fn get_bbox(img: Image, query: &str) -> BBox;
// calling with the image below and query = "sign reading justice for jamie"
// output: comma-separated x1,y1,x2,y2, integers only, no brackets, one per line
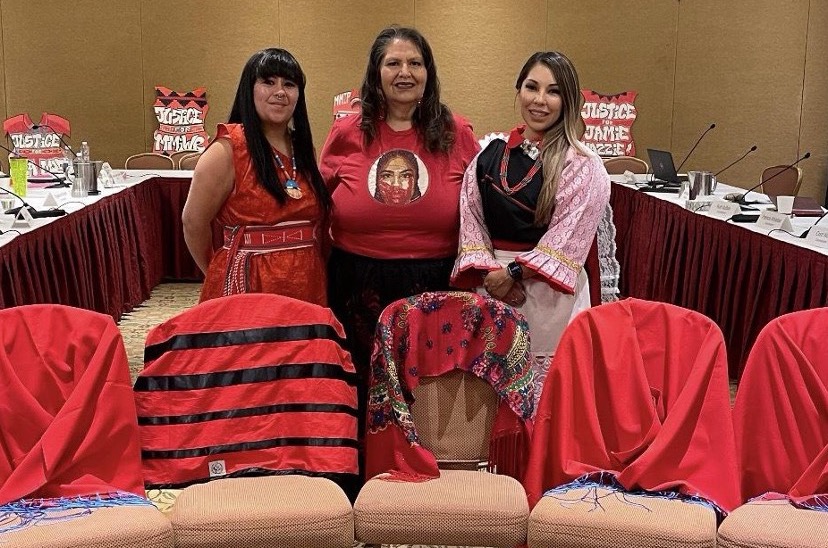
580,90,637,157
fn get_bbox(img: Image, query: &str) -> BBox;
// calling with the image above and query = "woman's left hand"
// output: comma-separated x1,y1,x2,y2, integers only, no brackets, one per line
483,268,515,300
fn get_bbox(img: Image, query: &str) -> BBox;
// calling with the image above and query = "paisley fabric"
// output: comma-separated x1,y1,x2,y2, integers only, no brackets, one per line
365,291,533,482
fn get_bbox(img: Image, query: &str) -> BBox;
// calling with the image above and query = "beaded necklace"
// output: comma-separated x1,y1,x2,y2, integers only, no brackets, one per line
499,140,542,195
273,150,302,199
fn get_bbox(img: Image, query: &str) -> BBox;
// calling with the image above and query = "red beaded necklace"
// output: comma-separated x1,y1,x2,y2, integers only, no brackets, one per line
499,140,542,195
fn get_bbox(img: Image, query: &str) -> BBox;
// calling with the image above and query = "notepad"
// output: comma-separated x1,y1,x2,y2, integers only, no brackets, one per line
769,196,825,217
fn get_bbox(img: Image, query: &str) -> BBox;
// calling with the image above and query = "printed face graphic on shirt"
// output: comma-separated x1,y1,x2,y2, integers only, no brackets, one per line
368,149,428,205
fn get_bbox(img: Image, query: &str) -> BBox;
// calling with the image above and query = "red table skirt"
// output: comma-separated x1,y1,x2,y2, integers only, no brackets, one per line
611,184,828,378
0,177,201,321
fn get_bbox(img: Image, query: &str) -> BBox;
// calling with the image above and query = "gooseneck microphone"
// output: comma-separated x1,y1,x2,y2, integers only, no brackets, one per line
724,152,811,205
799,209,828,239
676,123,716,173
31,123,77,157
715,145,758,178
0,185,67,218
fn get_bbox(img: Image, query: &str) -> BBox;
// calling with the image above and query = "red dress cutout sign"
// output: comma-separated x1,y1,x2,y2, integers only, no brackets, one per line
3,113,71,180
580,90,637,157
152,86,209,154
332,89,360,120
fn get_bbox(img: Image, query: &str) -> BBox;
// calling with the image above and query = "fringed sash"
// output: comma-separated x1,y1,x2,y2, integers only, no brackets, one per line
222,221,316,295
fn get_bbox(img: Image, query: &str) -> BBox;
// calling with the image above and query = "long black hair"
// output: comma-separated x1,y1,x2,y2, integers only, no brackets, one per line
228,48,330,211
359,26,455,154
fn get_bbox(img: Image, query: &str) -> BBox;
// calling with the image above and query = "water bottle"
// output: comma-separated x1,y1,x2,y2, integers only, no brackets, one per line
80,141,90,162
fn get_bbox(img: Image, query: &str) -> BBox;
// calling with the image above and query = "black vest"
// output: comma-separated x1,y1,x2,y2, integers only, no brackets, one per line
477,139,546,245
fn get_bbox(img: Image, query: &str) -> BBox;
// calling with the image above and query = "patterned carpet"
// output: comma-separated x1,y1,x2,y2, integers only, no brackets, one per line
118,283,202,381
117,283,486,548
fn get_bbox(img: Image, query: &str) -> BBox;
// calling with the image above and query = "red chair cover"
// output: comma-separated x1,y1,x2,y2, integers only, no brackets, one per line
134,294,358,489
365,291,534,482
0,305,144,505
524,298,740,512
734,307,828,508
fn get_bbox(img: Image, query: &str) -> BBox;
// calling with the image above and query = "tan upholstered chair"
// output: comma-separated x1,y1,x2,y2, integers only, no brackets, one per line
124,152,175,170
178,152,201,170
0,506,174,548
603,155,649,175
530,487,717,548
718,308,828,548
355,370,529,547
525,299,738,548
760,164,802,196
718,500,828,548
134,294,358,548
170,476,354,548
168,150,191,168
0,304,175,548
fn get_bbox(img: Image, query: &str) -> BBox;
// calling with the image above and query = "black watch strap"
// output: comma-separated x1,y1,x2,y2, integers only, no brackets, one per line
507,261,523,281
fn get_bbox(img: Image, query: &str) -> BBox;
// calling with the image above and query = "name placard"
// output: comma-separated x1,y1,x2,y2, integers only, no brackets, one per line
756,210,793,232
805,225,828,249
708,199,741,220
12,207,33,228
43,191,67,208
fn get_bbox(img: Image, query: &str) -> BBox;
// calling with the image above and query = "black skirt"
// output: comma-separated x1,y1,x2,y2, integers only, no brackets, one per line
327,246,456,379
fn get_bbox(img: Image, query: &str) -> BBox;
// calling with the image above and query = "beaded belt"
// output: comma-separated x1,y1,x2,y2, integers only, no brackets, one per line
222,221,317,296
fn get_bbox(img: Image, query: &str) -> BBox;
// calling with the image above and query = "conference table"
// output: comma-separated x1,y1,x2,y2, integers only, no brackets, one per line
610,175,827,377
1,170,825,379
0,171,200,321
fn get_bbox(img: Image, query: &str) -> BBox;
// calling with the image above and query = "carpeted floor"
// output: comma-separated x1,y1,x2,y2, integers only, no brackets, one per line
118,283,202,381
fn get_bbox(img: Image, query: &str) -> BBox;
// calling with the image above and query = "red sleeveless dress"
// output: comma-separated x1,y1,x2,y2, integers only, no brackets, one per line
199,123,326,306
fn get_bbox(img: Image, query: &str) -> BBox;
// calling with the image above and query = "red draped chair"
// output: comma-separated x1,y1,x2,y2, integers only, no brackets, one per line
718,308,828,548
0,304,173,547
133,293,357,548
355,291,533,547
524,298,740,548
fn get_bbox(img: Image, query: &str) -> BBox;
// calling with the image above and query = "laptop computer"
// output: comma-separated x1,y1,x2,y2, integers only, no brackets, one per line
647,149,689,186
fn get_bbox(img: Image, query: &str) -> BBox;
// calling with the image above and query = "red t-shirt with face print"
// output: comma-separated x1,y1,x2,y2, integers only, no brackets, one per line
319,113,479,260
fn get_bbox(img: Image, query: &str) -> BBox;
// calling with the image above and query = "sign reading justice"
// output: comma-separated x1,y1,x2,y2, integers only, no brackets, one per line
152,86,209,154
3,113,71,180
580,90,637,157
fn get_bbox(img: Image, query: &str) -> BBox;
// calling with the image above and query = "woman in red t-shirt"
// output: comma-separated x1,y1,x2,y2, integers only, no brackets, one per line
318,25,479,455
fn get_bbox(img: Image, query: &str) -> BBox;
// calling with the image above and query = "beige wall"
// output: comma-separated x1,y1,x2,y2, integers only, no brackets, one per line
0,0,824,201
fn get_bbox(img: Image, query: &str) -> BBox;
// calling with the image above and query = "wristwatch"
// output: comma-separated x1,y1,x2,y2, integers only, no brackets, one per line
506,261,523,281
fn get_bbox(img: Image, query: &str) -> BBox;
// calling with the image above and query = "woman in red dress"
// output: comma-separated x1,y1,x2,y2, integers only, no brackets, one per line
183,48,330,305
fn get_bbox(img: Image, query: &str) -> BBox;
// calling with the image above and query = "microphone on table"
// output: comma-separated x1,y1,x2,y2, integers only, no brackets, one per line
715,145,758,178
676,123,716,173
0,185,67,218
0,141,69,188
724,152,811,205
31,123,77,157
799,209,828,239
